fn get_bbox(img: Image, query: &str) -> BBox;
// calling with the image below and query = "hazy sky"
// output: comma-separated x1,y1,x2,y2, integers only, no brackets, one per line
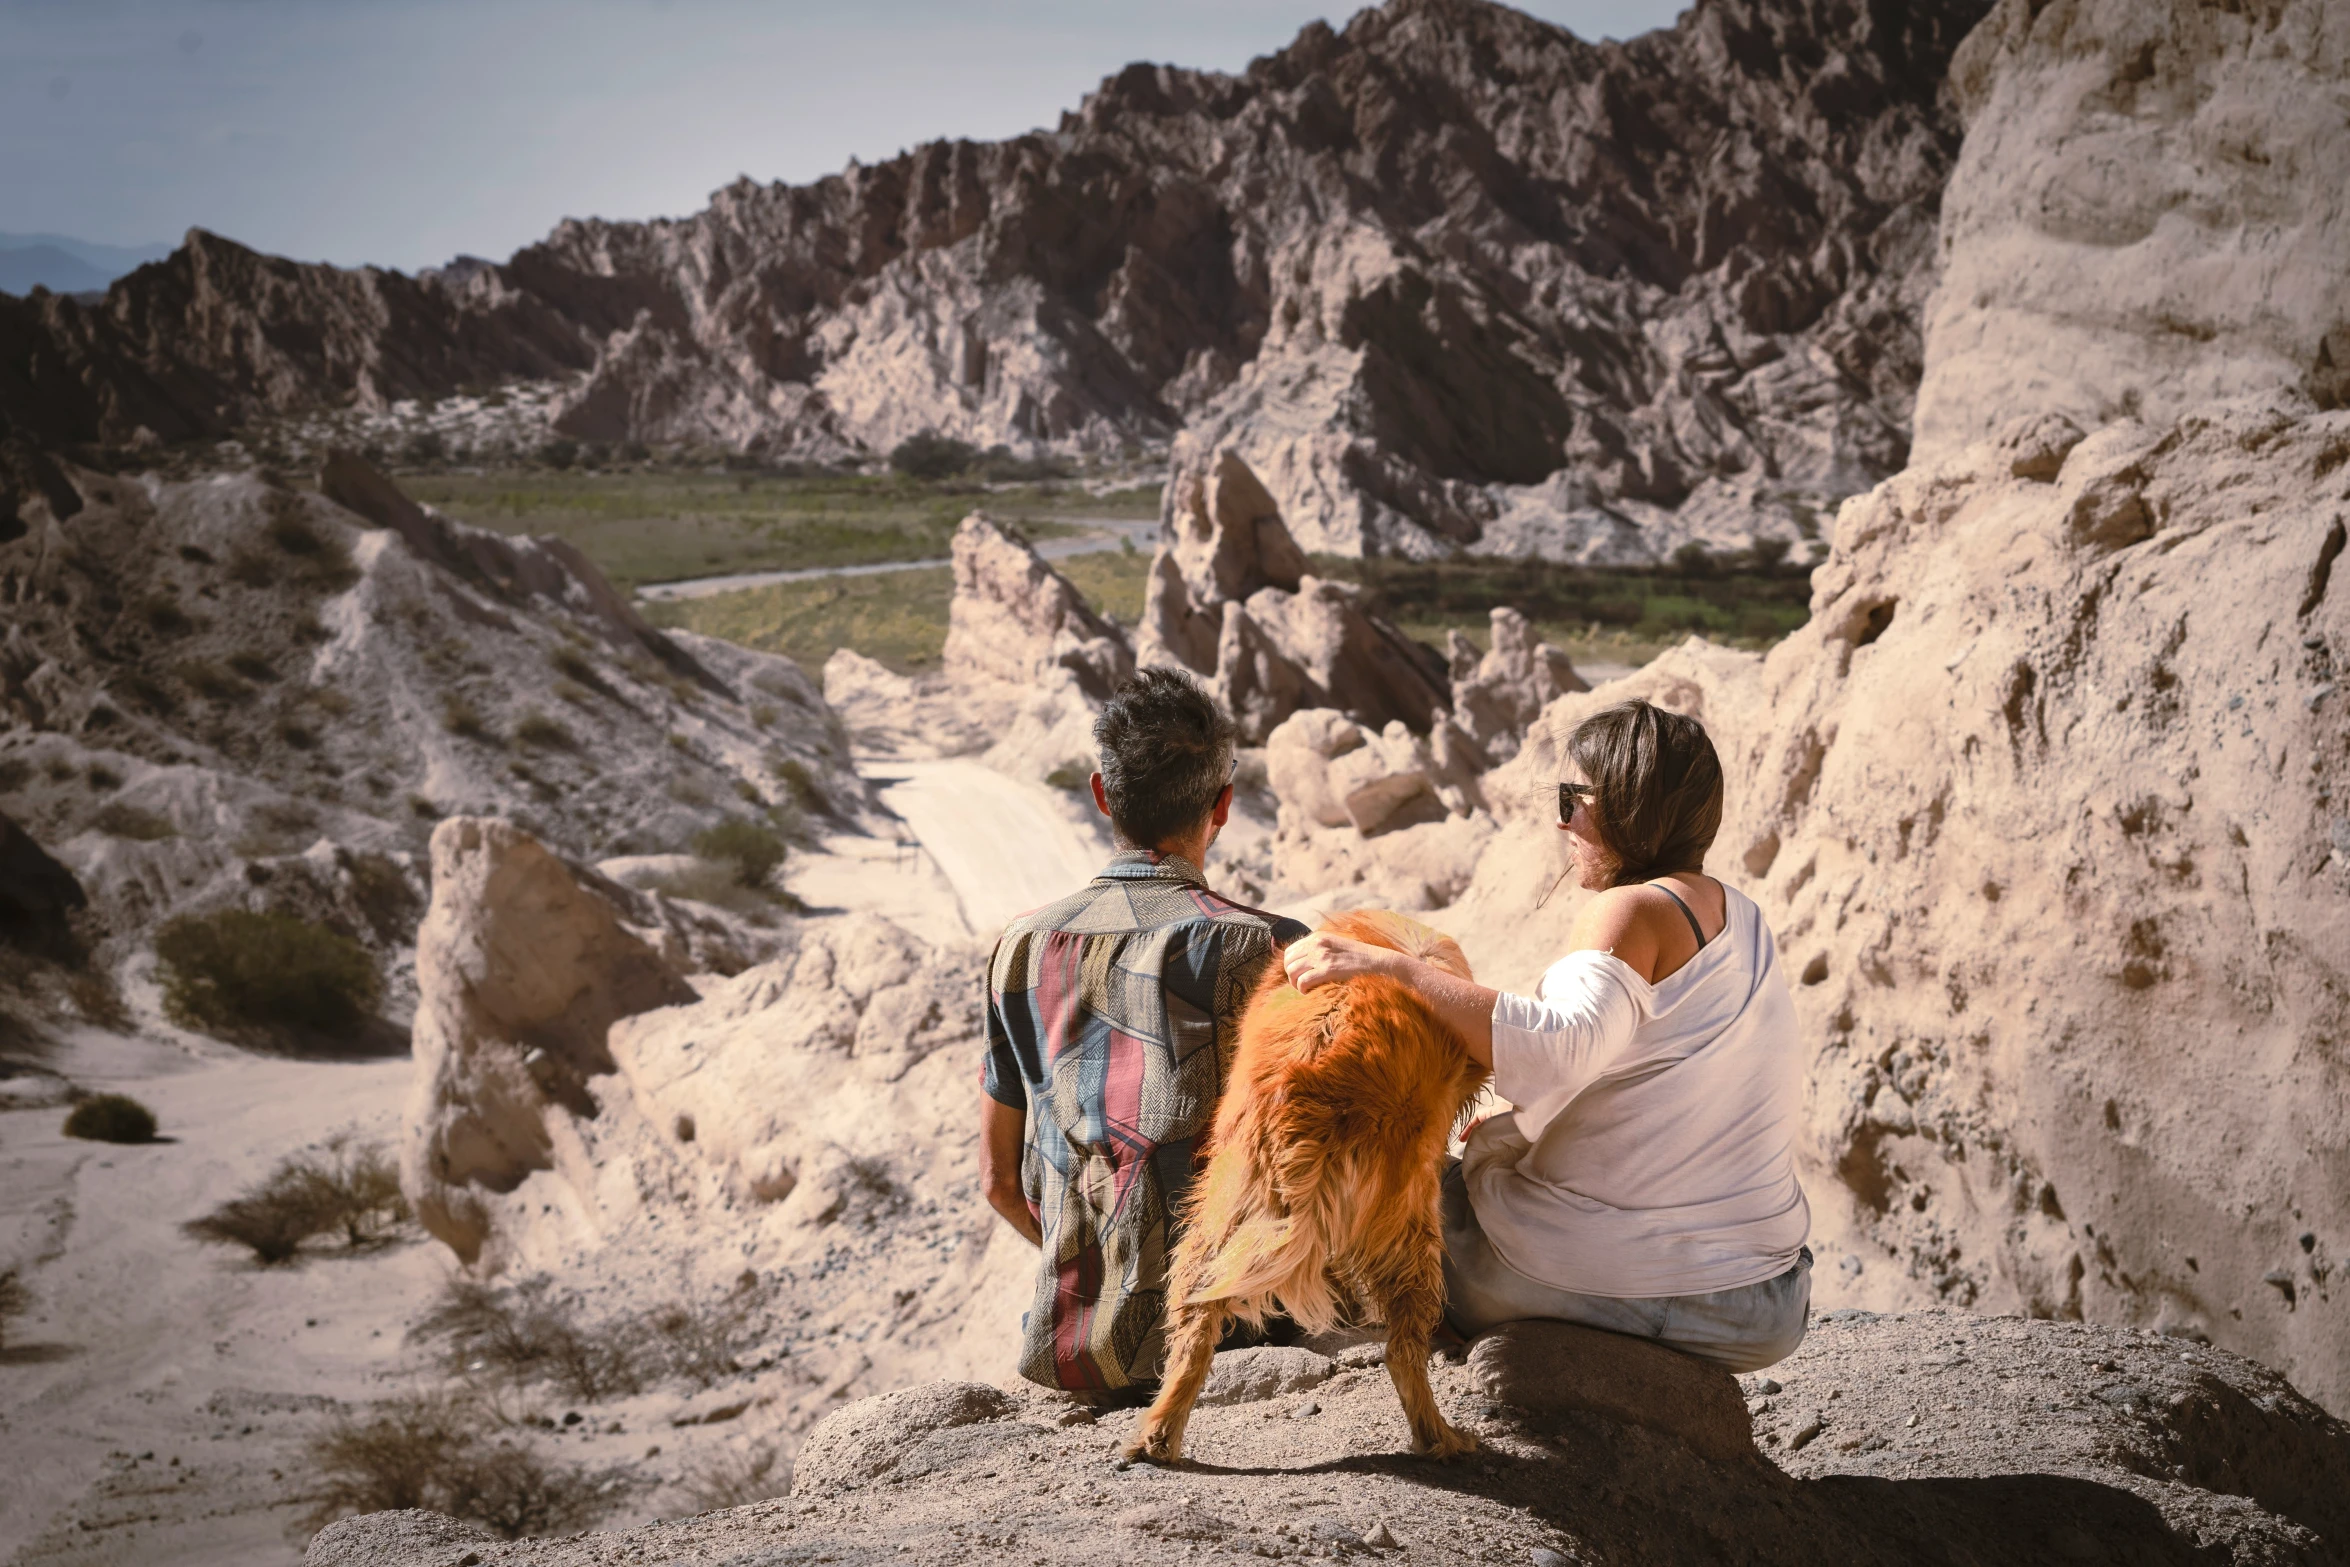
1,0,1687,274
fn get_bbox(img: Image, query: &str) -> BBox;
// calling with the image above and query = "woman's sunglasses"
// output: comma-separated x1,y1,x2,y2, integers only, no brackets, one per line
1557,782,1593,824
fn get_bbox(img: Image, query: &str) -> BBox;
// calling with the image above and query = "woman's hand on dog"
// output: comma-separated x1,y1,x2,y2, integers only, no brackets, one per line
1284,931,1395,992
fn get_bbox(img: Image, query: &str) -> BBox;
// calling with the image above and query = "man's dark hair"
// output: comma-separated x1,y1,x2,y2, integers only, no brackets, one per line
1094,669,1236,851
1567,699,1723,886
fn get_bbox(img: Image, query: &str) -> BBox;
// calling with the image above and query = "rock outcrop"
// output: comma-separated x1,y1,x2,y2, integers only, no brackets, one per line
309,1307,2350,1564
1912,0,2350,460
1434,398,2350,1410
942,515,1132,701
2,0,1995,561
0,811,85,961
1447,607,1589,763
1140,450,1452,740
401,816,700,1263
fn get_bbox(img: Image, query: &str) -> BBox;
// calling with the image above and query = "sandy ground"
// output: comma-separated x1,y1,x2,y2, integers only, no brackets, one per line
0,755,1107,1567
0,1028,435,1567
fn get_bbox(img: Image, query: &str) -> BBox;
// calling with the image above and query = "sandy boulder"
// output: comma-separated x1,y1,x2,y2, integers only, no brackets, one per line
400,816,698,1264
1913,0,2350,460
1466,1320,1753,1464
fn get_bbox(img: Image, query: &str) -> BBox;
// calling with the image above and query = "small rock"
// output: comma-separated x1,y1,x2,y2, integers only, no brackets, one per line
1747,1377,1782,1396
1904,1413,1918,1428
1857,1434,1890,1453
1290,1400,1321,1420
2307,682,2336,710
1364,1521,1398,1548
1788,1416,1825,1452
1532,1550,1576,1567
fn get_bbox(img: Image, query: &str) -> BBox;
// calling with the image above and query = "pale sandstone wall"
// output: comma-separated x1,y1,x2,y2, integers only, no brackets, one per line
1913,0,2350,459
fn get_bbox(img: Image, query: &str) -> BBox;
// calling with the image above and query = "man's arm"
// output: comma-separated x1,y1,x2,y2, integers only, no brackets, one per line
980,1093,1042,1247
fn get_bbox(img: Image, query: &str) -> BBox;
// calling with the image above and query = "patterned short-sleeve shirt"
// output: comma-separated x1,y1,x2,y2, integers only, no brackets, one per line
983,849,1303,1391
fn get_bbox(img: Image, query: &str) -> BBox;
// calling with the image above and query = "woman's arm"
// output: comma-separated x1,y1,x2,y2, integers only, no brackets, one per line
1281,887,1666,1070
1285,935,1500,1065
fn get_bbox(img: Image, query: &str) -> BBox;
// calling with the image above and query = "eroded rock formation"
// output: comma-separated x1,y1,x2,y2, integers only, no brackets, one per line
1,0,1996,561
1441,399,2350,1409
1140,450,1452,740
942,515,1132,701
1912,0,2350,459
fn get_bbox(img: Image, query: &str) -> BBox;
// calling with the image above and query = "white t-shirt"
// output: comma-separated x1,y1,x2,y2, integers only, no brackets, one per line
1460,884,1810,1299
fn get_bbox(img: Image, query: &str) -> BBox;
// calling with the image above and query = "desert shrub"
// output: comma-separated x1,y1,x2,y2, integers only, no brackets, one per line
514,712,575,751
66,969,131,1029
402,429,447,464
408,794,441,820
306,1391,629,1540
184,1136,409,1263
266,508,328,556
278,719,320,751
142,595,193,636
644,1280,766,1389
691,819,787,889
549,646,599,687
183,1180,333,1264
310,686,353,717
1044,762,1090,793
82,763,121,791
553,680,593,708
0,1267,27,1350
93,801,176,841
539,438,579,470
1669,541,1720,578
118,672,179,717
292,1135,412,1245
414,1278,645,1401
675,1444,784,1513
748,702,779,728
887,430,977,480
1748,534,1794,571
343,852,421,942
62,1092,156,1144
176,659,252,704
155,909,382,1036
767,754,824,814
227,651,279,683
442,694,491,741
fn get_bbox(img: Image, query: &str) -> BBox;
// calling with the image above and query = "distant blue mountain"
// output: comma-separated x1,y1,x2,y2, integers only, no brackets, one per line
0,232,173,295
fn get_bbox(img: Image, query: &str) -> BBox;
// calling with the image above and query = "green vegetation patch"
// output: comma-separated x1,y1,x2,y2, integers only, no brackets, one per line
1315,551,1814,670
156,909,382,1037
397,467,1158,588
648,545,1155,674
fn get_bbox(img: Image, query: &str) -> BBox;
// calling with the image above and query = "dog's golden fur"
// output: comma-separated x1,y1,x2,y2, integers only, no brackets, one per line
1125,910,1491,1463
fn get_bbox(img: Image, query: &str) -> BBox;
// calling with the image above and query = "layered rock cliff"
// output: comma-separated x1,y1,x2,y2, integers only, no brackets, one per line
0,0,1994,562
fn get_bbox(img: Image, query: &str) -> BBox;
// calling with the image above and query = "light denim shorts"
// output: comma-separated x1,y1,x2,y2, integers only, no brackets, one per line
1439,1160,1811,1373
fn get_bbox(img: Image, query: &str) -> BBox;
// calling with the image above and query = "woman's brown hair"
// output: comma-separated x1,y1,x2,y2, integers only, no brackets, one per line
1566,700,1724,886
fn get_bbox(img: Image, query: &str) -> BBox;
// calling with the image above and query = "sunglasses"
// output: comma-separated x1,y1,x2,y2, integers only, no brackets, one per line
1557,782,1593,824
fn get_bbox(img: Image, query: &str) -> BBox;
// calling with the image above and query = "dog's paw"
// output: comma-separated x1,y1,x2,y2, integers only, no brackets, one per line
1122,1430,1186,1466
1416,1422,1480,1461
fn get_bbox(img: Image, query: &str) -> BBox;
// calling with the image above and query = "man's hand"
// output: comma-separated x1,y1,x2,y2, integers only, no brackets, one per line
1282,931,1396,993
980,1094,1042,1247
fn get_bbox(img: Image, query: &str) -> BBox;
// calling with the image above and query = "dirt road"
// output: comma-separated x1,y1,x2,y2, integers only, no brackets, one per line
866,760,1108,944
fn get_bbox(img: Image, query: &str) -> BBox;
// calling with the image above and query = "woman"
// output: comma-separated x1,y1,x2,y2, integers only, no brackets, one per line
1283,699,1811,1371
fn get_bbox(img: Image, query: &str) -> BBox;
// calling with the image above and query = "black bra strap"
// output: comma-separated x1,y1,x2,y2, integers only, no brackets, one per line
1651,882,1710,950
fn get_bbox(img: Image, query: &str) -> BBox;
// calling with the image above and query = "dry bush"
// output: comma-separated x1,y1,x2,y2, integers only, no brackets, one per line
341,852,421,943
643,1278,767,1389
305,1391,630,1540
674,1444,784,1514
291,1135,411,1245
156,909,381,1037
65,969,132,1030
691,819,787,889
184,1182,332,1264
514,712,575,751
62,1093,157,1144
0,1267,28,1351
414,1278,645,1401
93,801,177,841
184,1136,410,1263
442,694,492,741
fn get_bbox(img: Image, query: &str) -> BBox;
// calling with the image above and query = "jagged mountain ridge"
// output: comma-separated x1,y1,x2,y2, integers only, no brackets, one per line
0,0,1991,560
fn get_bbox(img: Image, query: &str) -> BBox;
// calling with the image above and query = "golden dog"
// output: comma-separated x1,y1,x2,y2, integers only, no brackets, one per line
1125,910,1490,1463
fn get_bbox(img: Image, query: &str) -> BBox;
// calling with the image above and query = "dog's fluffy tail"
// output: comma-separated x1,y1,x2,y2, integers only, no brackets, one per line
1181,1150,1353,1335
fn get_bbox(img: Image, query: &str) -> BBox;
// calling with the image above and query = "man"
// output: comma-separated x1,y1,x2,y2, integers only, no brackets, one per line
979,669,1306,1393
